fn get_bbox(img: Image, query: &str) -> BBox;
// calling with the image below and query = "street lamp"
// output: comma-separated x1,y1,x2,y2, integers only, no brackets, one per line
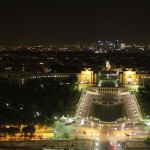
91,122,94,131
95,133,100,149
91,122,94,150
54,130,57,139
75,130,78,150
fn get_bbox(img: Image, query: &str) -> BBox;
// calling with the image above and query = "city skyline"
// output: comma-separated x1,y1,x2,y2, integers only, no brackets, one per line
0,0,150,45
0,1,150,149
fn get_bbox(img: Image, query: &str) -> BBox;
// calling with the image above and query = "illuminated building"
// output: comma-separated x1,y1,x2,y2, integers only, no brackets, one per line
105,60,111,71
119,69,137,85
77,68,96,84
119,68,150,85
0,67,150,87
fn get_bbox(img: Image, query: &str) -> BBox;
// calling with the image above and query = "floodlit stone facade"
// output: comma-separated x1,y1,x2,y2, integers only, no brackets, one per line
0,68,150,87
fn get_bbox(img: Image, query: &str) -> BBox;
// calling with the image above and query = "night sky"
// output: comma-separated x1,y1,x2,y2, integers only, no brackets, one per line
0,0,150,45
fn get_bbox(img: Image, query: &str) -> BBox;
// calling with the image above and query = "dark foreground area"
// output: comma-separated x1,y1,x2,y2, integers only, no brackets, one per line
0,140,91,150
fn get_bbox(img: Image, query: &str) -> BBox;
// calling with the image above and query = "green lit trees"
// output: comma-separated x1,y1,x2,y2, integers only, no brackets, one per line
144,137,150,148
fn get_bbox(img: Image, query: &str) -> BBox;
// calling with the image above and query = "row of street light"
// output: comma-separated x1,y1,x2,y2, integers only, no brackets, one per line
129,94,139,120
78,93,87,121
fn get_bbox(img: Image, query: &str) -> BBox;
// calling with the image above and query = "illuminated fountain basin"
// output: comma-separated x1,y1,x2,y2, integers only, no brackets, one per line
89,94,125,122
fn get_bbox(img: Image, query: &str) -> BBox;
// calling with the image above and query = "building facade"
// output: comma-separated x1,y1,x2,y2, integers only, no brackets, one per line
76,68,97,84
0,68,150,88
119,68,150,85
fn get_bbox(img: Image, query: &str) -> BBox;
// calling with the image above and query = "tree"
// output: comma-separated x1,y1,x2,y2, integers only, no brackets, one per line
57,99,64,111
144,137,150,148
22,126,35,139
144,82,149,90
0,127,4,138
7,127,20,139
63,133,69,139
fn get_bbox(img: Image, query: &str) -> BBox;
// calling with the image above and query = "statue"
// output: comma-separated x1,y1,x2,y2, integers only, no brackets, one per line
106,60,111,71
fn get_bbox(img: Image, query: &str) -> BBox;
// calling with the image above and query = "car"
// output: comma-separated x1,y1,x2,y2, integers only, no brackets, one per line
65,123,71,125
65,120,76,125
125,133,130,136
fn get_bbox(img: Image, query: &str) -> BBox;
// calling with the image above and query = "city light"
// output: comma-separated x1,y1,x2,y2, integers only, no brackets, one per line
0,1,150,150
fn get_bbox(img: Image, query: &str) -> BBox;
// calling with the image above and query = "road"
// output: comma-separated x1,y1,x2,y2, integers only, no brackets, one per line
1,88,149,150
67,122,149,149
71,89,150,149
20,89,149,149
